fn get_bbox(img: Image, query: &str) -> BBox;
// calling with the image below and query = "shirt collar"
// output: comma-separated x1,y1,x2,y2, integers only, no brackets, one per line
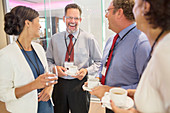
118,23,136,40
66,29,80,39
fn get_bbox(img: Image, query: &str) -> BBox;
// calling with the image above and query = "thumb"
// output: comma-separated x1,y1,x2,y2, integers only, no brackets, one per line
110,100,116,111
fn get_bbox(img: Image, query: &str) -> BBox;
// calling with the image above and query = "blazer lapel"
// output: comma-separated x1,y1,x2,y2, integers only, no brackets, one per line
13,42,35,79
31,43,46,69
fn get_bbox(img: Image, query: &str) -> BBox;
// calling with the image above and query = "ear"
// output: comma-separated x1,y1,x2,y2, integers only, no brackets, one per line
25,20,30,27
79,17,82,23
63,16,66,23
116,8,124,19
142,1,150,15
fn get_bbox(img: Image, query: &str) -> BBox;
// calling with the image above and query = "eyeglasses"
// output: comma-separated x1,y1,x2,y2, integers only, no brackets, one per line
105,8,114,14
65,16,80,21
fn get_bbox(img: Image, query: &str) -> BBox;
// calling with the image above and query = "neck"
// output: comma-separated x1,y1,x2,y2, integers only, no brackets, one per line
117,21,134,33
17,36,32,51
145,28,169,47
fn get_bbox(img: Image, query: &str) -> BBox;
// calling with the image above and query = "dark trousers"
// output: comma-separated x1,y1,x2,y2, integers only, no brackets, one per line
52,76,90,113
106,108,114,113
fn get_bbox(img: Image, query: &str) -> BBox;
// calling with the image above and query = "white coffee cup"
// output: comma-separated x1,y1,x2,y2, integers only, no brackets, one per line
46,66,58,83
65,62,74,69
88,78,100,89
68,65,78,75
47,76,58,83
109,88,127,107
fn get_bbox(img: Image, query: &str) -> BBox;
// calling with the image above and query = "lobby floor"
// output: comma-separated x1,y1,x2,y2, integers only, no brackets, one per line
89,96,105,113
89,102,105,113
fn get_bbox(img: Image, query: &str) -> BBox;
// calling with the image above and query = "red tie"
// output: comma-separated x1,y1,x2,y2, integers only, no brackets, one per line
65,34,74,62
101,34,119,85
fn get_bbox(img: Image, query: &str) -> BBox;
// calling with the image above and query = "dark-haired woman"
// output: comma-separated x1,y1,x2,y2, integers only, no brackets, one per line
0,6,57,113
110,0,170,112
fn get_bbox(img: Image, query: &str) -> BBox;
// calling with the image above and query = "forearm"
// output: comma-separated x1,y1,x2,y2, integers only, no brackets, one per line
15,81,37,99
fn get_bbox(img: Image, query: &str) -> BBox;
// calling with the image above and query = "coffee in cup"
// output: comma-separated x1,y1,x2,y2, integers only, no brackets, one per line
109,88,127,107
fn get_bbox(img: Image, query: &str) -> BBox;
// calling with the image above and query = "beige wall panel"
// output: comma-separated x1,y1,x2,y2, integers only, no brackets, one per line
0,0,7,49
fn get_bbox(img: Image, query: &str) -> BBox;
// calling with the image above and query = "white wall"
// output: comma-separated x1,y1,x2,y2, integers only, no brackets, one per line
74,0,114,51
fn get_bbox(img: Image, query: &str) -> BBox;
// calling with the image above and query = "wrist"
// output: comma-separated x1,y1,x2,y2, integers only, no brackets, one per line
30,81,38,91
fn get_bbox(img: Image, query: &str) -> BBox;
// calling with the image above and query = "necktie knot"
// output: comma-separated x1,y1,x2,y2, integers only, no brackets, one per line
68,34,73,40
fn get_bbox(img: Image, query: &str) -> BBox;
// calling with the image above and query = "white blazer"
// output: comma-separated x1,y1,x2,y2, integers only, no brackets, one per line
0,42,48,113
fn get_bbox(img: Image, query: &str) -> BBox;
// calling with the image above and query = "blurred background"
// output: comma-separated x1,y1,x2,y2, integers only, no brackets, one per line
1,0,115,52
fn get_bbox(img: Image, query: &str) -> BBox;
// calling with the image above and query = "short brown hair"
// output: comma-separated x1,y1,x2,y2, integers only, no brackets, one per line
112,0,135,21
64,3,82,17
144,0,170,30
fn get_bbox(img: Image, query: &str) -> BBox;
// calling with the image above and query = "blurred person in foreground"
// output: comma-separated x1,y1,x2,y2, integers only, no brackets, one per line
0,6,57,113
111,0,170,112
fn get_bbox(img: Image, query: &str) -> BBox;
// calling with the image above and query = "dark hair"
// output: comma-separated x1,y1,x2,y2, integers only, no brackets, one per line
64,3,82,16
4,6,39,35
112,0,135,21
144,0,170,30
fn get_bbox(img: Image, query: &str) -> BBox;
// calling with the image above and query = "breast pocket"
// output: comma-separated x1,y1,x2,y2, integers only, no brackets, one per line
75,48,89,63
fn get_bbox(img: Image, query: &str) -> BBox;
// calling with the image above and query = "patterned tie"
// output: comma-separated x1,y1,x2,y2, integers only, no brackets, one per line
101,34,119,85
65,34,74,62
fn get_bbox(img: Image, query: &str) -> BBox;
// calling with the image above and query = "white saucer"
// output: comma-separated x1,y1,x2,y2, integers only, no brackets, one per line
82,84,93,91
82,83,102,92
65,70,77,76
101,92,134,110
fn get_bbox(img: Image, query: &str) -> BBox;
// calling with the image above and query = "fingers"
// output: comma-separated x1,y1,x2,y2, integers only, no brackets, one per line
89,86,99,96
41,73,58,82
110,100,136,113
39,94,49,102
38,90,50,102
71,70,85,80
84,82,88,87
71,75,84,80
110,100,117,112
57,66,67,77
127,89,136,95
110,100,124,113
127,89,136,100
59,66,67,71
78,68,87,75
36,74,58,88
73,68,87,80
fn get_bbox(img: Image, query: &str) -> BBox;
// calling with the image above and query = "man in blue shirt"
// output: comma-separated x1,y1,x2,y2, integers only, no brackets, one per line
90,0,151,113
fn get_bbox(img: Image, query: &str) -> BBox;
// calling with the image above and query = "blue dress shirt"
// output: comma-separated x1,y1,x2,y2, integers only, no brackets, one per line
97,23,151,89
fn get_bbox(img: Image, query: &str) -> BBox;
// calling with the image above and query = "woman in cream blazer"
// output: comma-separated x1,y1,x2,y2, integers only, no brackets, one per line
0,42,47,113
0,6,57,113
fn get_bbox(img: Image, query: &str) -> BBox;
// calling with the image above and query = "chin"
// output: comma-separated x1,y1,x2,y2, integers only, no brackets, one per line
67,28,77,34
35,35,40,38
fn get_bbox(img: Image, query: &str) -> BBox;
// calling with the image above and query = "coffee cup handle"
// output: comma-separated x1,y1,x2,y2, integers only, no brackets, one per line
104,92,110,96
